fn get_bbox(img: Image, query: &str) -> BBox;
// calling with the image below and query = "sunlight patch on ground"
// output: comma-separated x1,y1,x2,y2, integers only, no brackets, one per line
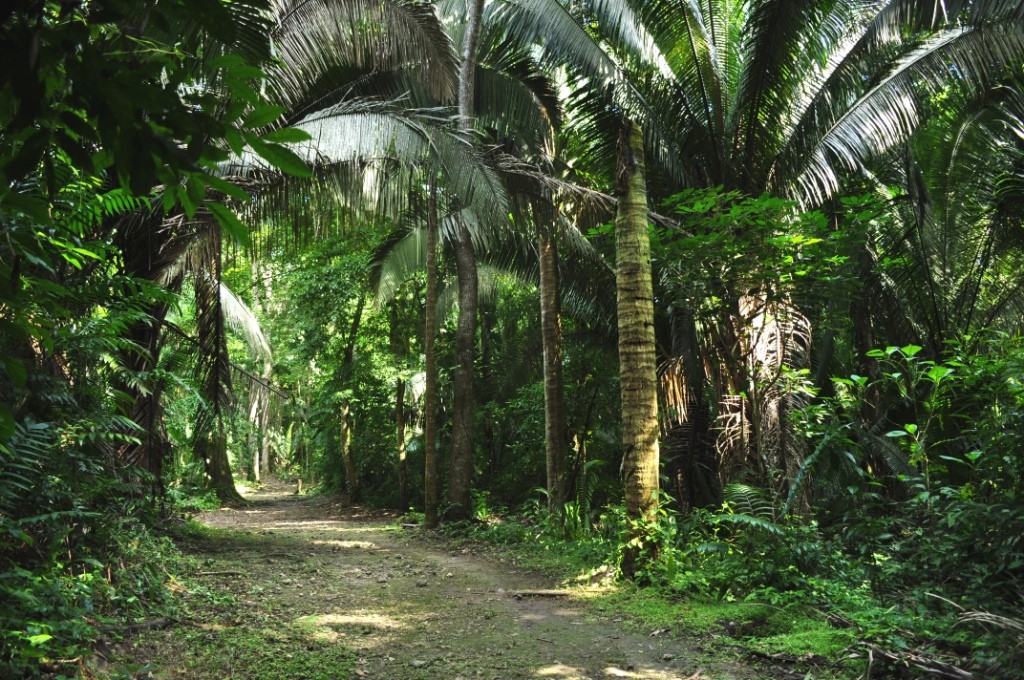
536,662,695,679
261,521,398,534
293,611,412,646
602,666,689,679
311,539,379,550
536,663,585,677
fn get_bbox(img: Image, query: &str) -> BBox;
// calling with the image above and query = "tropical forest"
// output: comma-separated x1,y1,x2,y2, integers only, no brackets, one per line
2,0,1024,678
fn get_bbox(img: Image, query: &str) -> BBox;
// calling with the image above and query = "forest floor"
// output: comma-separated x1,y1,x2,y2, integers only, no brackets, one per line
107,481,783,679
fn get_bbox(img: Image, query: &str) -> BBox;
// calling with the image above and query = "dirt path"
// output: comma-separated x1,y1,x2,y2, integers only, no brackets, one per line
119,482,753,679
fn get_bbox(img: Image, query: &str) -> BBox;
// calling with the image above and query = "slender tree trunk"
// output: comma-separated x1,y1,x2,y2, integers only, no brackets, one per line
390,301,408,511
248,386,261,483
615,120,660,579
851,237,880,422
424,182,441,529
538,222,568,515
480,301,499,492
396,378,408,511
340,296,365,502
340,400,358,501
446,0,487,521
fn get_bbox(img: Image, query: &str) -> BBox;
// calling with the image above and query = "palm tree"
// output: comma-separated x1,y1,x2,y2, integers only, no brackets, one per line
489,0,1024,518
614,119,661,575
870,82,1024,356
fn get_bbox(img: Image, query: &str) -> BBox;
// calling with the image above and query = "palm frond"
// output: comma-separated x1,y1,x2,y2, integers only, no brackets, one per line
786,18,1024,204
219,281,272,370
270,0,457,107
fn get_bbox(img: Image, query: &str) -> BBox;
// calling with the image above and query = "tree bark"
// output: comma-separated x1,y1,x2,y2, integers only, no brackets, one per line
340,296,365,502
615,119,660,579
538,222,568,515
340,399,357,501
424,181,441,529
396,378,408,511
201,429,243,504
390,300,408,511
445,0,487,521
447,223,477,520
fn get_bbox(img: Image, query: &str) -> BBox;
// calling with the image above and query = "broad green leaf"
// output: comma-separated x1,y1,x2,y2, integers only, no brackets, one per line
261,127,312,144
245,135,312,178
203,174,250,202
28,634,52,647
242,105,286,129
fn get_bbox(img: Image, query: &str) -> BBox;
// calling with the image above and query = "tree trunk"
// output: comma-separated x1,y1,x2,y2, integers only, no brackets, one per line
340,399,358,501
396,378,408,511
615,119,660,579
445,0,487,522
201,428,243,504
538,223,568,515
448,223,477,521
340,296,365,502
424,181,441,529
248,385,262,483
390,301,409,511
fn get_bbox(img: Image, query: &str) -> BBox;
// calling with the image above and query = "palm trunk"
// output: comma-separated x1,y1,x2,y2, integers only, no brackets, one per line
538,223,568,515
615,119,660,578
424,181,441,529
446,0,487,522
448,224,477,520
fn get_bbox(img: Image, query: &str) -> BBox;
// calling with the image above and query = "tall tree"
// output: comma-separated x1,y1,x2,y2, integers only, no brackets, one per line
447,0,488,521
614,120,661,577
424,182,442,528
538,210,569,514
493,0,1024,506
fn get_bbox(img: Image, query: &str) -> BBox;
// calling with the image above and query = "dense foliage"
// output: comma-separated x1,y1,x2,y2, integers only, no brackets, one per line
2,0,1023,677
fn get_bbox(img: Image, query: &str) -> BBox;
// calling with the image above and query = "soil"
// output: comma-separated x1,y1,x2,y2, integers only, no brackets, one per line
114,480,757,679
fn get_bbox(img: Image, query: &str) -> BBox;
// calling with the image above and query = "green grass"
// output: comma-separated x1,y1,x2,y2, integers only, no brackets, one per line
154,624,356,679
437,516,861,677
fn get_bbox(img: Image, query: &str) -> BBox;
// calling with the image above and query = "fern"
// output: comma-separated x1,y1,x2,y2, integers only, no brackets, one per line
722,483,776,520
0,420,52,517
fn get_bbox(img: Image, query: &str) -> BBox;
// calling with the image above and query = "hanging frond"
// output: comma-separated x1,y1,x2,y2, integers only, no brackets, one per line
786,18,1024,204
220,281,272,370
270,0,457,107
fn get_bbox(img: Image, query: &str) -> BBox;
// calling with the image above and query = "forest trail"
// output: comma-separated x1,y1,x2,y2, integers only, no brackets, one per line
118,480,754,680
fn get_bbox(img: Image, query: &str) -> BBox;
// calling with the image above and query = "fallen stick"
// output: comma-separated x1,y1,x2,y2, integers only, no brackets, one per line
195,570,243,577
511,589,570,598
101,618,175,634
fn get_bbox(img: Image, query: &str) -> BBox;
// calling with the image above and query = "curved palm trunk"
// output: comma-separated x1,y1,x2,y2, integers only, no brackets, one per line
446,0,487,521
538,223,568,515
424,182,441,529
615,120,660,578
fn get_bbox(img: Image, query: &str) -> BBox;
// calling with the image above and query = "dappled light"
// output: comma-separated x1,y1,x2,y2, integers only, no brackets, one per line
4,0,1024,677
